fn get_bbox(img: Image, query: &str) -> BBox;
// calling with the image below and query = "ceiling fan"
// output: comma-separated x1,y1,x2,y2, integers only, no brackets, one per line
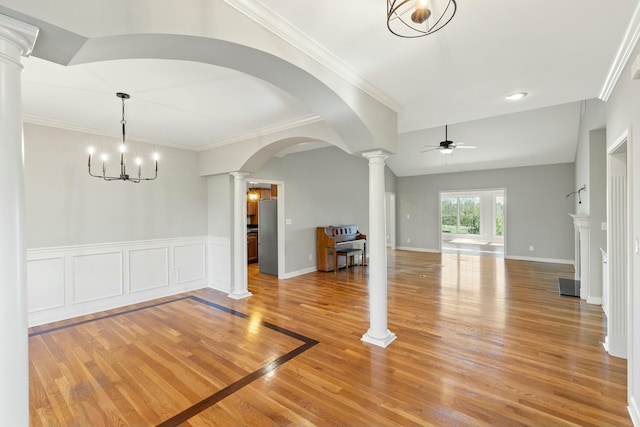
421,125,476,154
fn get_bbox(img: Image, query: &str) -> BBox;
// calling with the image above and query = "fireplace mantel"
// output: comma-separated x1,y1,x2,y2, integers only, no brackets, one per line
569,213,590,300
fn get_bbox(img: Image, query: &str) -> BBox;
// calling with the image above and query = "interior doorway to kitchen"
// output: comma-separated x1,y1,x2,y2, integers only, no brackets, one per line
246,179,285,280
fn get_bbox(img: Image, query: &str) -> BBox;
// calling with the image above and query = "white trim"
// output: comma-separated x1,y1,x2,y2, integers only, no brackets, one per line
242,178,286,280
395,246,440,253
587,296,603,305
0,14,39,56
27,236,210,327
628,396,640,427
361,331,397,348
505,255,574,265
599,2,640,101
197,115,322,151
24,114,324,153
281,266,317,279
221,0,402,113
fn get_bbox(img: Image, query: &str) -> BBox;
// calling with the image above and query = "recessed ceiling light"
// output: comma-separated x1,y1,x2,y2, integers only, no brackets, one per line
505,92,528,101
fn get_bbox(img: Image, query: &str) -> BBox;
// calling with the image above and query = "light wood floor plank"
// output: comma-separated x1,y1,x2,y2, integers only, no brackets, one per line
29,250,630,426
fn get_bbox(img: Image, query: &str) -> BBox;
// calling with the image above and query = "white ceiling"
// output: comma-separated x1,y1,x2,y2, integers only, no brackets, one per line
15,0,640,176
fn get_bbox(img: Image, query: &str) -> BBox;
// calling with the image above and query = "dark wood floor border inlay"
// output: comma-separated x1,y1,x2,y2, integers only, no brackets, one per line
28,296,193,337
28,295,319,426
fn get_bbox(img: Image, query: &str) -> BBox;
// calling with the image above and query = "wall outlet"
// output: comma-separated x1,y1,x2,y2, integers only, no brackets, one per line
406,214,411,219
308,253,313,261
529,245,534,252
171,268,179,284
285,218,292,225
407,238,411,243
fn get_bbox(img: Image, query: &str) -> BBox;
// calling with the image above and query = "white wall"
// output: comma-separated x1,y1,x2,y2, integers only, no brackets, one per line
206,174,232,292
24,123,211,324
24,123,208,248
250,146,371,274
605,43,640,425
397,163,576,262
573,100,607,303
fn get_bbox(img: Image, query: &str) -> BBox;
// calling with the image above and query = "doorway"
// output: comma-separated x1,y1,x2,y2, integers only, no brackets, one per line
439,189,506,257
245,179,285,280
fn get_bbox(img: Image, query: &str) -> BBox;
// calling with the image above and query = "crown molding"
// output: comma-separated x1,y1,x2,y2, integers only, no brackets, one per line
195,114,323,151
599,1,640,101
23,113,324,152
221,0,403,113
23,115,198,151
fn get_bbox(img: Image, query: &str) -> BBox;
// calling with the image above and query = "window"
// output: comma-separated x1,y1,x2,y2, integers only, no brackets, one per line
495,195,504,237
441,196,480,235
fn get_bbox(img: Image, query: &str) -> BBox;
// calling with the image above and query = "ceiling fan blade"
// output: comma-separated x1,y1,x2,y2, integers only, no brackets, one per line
455,145,476,149
420,147,441,153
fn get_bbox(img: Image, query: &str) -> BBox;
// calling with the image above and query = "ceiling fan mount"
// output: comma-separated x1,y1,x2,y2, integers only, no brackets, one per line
421,125,476,154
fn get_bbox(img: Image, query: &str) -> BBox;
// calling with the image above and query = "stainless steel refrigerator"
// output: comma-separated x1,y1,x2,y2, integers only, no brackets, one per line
258,199,278,275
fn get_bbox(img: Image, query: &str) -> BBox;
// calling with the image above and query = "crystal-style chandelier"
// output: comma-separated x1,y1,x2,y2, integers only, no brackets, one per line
87,92,158,182
387,0,457,38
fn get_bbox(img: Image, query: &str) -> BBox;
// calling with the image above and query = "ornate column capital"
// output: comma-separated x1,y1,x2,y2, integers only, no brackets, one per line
0,14,39,57
362,150,392,162
230,171,250,179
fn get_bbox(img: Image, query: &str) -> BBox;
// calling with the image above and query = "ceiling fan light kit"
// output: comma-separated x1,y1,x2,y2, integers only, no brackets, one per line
421,125,476,154
505,91,528,101
387,0,457,38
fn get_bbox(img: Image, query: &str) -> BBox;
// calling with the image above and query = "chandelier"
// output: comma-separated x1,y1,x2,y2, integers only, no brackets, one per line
387,0,457,38
247,183,259,201
87,92,158,182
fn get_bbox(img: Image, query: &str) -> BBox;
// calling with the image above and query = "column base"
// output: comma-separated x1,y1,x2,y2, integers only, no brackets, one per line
361,330,397,348
228,291,253,300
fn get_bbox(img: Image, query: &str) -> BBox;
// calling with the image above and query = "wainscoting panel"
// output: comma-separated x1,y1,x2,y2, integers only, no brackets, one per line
174,243,206,284
27,257,65,313
208,236,230,292
129,247,169,293
73,252,124,304
27,236,210,327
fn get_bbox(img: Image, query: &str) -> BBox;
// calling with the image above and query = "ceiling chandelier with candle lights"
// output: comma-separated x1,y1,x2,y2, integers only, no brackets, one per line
387,0,457,38
87,92,158,183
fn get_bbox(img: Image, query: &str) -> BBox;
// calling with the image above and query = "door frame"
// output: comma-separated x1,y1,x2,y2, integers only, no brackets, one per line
245,178,285,280
605,128,632,361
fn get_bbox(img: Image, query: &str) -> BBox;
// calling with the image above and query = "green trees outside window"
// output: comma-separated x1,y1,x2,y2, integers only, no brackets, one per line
495,196,504,236
441,196,480,234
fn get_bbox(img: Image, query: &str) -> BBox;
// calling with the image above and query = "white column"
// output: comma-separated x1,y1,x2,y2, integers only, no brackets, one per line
0,14,38,427
229,172,252,299
361,150,396,347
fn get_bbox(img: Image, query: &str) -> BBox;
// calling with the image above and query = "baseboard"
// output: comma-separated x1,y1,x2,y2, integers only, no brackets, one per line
395,248,574,265
587,296,603,305
28,281,208,327
505,255,574,265
629,395,640,427
27,236,210,327
281,266,317,279
209,278,230,293
395,246,440,253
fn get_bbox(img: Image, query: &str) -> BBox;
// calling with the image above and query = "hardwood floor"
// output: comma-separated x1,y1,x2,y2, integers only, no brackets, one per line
29,250,630,426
